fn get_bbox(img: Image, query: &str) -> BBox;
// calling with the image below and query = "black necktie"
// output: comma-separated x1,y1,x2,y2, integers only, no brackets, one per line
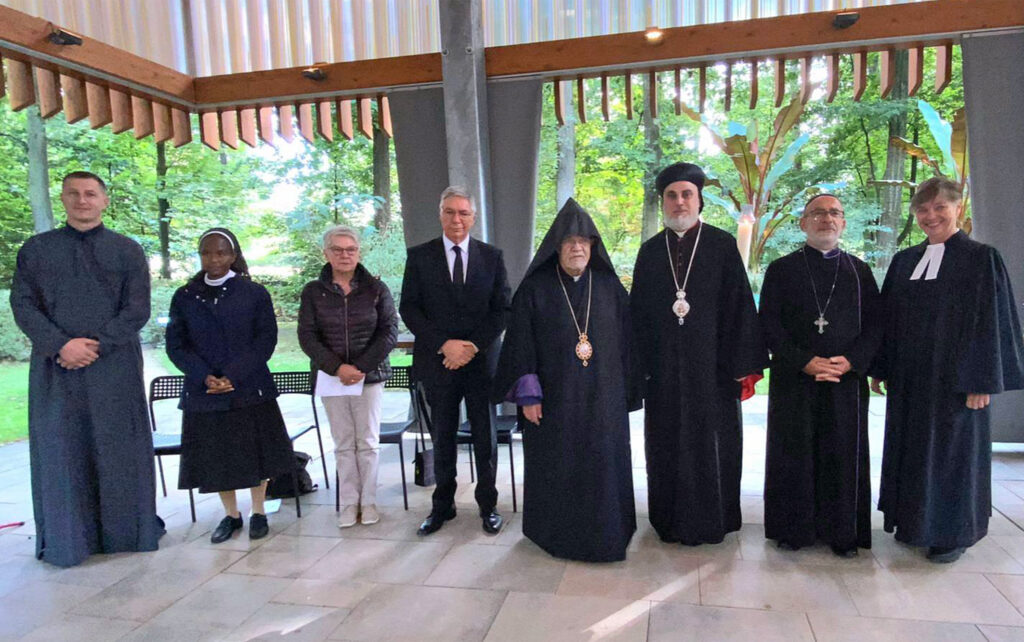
452,245,464,288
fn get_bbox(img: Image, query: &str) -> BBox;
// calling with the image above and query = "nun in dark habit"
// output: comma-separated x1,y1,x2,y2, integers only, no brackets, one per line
494,199,637,562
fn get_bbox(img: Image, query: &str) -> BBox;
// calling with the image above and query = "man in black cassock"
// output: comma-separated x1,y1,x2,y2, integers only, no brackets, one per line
494,199,637,562
10,171,163,567
630,162,767,546
760,194,882,557
872,177,1024,563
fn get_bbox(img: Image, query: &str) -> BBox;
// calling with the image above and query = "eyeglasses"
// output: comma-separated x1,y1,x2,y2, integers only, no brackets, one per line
327,246,359,256
806,208,845,220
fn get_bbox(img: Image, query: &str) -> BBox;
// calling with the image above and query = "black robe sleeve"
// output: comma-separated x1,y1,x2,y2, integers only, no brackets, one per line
492,279,539,403
352,282,400,374
759,259,814,374
720,241,768,379
629,244,654,400
468,248,511,351
10,244,72,357
96,241,151,348
222,285,278,384
869,257,902,382
843,260,884,375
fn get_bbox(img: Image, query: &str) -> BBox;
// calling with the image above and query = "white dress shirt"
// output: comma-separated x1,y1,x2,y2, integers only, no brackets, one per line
442,235,471,281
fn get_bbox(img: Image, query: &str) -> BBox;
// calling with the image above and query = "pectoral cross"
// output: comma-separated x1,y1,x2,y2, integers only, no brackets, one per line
814,314,829,335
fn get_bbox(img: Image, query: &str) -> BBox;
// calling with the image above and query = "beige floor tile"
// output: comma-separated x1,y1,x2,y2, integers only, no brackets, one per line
807,613,987,641
272,578,378,609
45,550,158,589
558,549,702,603
871,536,1024,574
841,567,1024,625
283,504,349,538
424,541,567,592
224,602,350,641
978,624,1024,641
740,497,764,524
147,573,294,632
17,614,140,642
0,580,104,639
738,525,880,569
647,602,815,642
483,591,649,642
990,511,1024,536
117,621,226,642
993,536,1024,566
700,558,859,614
225,534,340,578
301,538,449,585
328,584,505,641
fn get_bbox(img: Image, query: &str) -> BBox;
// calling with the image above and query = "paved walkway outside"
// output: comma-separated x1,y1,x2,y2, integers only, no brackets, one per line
3,392,1024,641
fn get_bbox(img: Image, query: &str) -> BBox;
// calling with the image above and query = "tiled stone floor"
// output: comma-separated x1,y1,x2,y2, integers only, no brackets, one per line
3,392,1024,641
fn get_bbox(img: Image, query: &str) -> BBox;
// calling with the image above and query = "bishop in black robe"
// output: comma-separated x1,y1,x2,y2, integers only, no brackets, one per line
873,179,1024,560
631,163,767,545
759,195,882,555
494,198,637,562
9,173,162,567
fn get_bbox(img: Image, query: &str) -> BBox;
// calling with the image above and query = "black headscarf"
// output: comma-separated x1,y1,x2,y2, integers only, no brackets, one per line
524,198,615,279
655,162,707,212
197,227,251,279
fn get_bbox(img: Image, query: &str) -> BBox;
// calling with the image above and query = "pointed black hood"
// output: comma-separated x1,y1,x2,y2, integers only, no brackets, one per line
524,198,616,279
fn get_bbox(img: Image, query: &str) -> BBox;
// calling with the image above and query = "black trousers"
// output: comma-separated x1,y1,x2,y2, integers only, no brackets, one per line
424,369,498,514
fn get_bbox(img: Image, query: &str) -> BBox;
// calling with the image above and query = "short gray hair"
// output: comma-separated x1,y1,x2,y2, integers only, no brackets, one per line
439,185,476,212
322,225,360,249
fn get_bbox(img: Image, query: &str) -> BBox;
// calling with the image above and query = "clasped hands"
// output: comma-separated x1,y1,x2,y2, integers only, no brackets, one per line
802,355,852,383
336,363,365,386
56,338,99,370
441,339,477,370
205,374,235,394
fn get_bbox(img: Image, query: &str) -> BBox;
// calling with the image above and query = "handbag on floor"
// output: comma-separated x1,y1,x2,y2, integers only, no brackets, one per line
413,385,436,487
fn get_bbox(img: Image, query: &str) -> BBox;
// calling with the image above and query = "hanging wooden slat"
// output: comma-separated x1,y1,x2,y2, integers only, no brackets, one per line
171,108,192,147
576,76,586,124
257,106,275,146
85,82,112,129
336,99,354,141
647,70,658,120
108,89,132,133
238,107,257,147
357,98,373,139
853,51,868,102
34,66,62,118
723,63,733,112
7,59,35,111
600,73,610,121
674,68,682,116
278,105,295,143
153,102,173,143
879,50,896,99
774,58,785,107
935,43,953,94
624,73,633,120
799,56,812,104
907,46,924,97
377,96,392,138
553,79,565,126
826,54,840,103
297,102,315,143
316,101,334,142
131,95,154,138
220,110,239,149
0,53,5,100
749,60,759,110
698,65,707,113
61,75,88,124
200,111,220,151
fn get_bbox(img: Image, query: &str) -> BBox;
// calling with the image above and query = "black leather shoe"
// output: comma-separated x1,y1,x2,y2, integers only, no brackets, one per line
417,507,456,536
249,513,269,540
210,515,243,544
927,546,966,563
481,511,503,535
831,544,858,558
776,540,801,551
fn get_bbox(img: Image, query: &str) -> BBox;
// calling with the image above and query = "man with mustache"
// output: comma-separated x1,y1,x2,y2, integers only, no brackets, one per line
630,162,767,546
759,194,883,557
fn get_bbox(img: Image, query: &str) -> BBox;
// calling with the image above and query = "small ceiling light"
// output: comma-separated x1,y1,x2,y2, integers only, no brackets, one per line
302,66,326,81
644,26,664,44
47,26,83,46
832,12,860,29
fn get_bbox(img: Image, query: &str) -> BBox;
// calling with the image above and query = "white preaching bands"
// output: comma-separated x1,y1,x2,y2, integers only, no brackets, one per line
909,243,945,281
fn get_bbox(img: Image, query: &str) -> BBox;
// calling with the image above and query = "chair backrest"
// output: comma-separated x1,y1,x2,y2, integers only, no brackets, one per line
272,371,314,396
148,375,185,432
384,365,412,391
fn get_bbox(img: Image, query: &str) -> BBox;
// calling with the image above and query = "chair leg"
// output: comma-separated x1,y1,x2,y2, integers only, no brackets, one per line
292,470,302,518
157,455,167,497
398,439,409,511
188,488,196,523
468,444,475,483
335,471,340,513
508,439,517,513
315,426,330,489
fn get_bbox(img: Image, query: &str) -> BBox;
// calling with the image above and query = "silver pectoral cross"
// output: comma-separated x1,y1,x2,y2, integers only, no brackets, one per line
814,314,829,335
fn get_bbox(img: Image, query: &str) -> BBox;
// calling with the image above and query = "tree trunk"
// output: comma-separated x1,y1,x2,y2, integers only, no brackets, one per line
555,119,575,210
26,105,54,233
877,50,909,268
372,126,391,231
641,75,663,241
157,141,171,279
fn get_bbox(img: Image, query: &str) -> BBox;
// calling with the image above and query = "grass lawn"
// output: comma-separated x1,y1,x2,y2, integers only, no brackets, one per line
0,360,29,445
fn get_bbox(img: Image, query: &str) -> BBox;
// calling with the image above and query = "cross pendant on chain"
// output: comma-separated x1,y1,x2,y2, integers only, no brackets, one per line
814,315,829,334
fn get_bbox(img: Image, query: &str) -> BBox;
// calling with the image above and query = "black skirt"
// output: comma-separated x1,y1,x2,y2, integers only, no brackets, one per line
177,400,295,493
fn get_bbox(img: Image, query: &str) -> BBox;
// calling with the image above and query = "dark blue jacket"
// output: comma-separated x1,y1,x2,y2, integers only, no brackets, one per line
165,274,278,412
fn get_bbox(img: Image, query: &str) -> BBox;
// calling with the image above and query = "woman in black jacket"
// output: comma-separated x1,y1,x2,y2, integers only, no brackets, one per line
298,225,398,528
166,228,294,543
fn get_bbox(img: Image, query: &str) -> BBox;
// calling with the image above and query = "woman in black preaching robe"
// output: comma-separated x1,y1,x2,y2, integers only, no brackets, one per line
494,198,637,562
873,178,1024,563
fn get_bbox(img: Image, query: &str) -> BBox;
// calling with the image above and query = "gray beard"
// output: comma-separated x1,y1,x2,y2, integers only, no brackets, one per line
664,214,699,233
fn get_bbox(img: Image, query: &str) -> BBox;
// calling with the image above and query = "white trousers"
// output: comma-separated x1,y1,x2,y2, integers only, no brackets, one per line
322,383,383,507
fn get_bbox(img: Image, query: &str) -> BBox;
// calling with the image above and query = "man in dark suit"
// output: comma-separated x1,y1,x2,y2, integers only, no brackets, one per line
400,186,511,535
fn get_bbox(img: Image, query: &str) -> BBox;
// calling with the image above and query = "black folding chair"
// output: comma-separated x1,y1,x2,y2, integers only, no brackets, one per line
270,371,330,491
334,365,416,511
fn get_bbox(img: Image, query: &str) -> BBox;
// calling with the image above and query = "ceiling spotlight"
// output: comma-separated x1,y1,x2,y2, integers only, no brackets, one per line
832,12,859,29
47,26,83,46
644,26,664,44
302,66,326,81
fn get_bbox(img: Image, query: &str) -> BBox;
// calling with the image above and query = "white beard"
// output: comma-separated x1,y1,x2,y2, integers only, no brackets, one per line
664,213,700,234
